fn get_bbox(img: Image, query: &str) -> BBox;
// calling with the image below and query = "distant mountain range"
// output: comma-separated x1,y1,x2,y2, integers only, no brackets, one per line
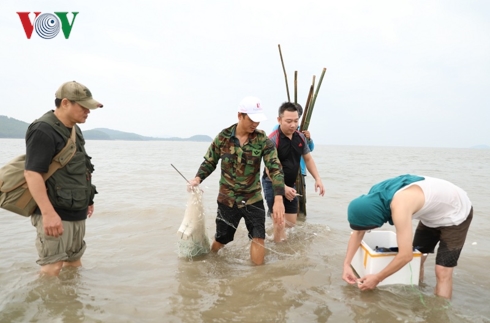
0,115,212,142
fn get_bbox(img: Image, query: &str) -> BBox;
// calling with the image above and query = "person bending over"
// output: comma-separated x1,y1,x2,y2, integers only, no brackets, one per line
342,174,473,299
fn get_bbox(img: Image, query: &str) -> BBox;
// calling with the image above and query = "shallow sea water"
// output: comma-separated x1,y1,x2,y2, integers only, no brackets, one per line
1,139,489,322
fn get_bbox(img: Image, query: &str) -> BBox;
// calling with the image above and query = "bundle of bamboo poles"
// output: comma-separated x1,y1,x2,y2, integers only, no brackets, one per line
277,44,327,216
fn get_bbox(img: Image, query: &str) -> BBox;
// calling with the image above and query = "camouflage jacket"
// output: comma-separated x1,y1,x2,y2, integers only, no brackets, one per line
196,124,285,208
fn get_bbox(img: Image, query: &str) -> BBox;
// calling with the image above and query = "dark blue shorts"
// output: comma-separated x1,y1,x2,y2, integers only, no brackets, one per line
261,175,298,215
261,175,274,215
215,201,265,244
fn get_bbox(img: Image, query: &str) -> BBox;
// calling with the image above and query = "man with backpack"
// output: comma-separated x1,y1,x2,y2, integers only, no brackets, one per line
262,102,325,242
24,81,102,276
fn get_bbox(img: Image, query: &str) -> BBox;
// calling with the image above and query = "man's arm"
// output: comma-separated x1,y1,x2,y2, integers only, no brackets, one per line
303,153,325,196
24,125,65,237
358,214,413,290
308,138,314,152
342,230,366,284
357,187,424,290
301,130,314,152
262,138,285,221
24,170,63,237
189,157,216,187
189,136,221,187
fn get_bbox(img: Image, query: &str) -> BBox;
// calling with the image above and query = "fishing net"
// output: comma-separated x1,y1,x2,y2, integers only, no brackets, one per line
177,187,211,258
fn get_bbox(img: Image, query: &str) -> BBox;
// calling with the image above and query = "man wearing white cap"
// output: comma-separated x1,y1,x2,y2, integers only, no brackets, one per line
24,81,102,276
188,96,285,265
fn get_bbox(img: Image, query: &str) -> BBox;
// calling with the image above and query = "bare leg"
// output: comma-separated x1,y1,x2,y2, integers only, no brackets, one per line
211,240,224,252
285,213,297,228
434,265,453,299
63,259,82,268
250,238,265,265
273,221,286,243
273,213,297,243
419,254,428,283
40,261,63,276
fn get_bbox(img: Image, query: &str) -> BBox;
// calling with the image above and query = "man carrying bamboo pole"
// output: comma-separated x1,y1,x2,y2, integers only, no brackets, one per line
262,102,325,242
262,104,314,217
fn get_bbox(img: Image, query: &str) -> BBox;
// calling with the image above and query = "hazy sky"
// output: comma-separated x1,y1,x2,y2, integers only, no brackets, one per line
1,0,489,147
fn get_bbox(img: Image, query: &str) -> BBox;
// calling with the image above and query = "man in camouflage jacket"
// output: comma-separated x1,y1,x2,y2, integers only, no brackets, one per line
189,96,285,265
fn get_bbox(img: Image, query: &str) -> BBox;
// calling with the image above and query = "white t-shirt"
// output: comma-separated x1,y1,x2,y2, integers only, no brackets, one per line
397,176,472,228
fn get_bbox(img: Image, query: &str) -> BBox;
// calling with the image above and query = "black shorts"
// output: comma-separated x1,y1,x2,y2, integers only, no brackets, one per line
215,201,265,244
413,207,473,267
284,195,298,214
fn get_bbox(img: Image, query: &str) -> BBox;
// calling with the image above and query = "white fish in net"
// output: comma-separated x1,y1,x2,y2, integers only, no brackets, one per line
177,187,211,258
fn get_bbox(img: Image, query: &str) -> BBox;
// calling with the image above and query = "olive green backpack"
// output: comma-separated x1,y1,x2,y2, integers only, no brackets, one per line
0,127,76,216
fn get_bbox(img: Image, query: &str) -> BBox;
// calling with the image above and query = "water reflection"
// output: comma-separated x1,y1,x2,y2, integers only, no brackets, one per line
340,283,473,323
0,268,102,323
168,222,334,322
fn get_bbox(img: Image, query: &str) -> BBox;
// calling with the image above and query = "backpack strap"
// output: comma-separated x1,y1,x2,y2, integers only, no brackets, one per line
42,126,77,180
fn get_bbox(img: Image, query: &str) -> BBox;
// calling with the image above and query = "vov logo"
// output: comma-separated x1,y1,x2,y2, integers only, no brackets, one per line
17,12,79,39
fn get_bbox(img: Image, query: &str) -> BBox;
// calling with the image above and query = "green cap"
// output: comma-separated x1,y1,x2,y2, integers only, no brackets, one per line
55,81,103,109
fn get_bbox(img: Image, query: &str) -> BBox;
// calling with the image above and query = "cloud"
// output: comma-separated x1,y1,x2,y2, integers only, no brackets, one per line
1,0,489,147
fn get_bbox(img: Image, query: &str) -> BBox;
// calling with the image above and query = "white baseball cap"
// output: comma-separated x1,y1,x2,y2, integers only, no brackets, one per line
238,96,267,122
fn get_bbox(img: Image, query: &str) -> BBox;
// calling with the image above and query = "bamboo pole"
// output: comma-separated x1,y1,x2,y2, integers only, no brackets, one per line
296,171,307,217
302,68,326,131
278,44,290,101
309,68,327,112
294,71,298,104
300,75,315,131
297,75,315,216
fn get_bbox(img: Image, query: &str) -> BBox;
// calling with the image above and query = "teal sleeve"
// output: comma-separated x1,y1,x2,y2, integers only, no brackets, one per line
308,138,314,152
